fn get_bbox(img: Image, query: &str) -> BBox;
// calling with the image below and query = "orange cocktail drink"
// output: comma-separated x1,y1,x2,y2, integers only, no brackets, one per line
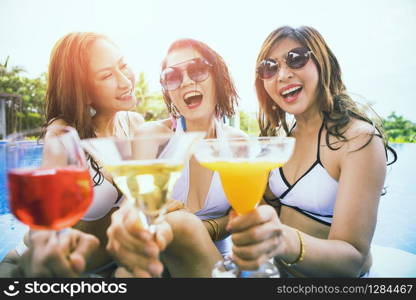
194,136,295,277
200,160,283,214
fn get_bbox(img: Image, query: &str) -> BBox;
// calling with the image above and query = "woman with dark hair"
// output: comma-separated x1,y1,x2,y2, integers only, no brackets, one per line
0,32,173,278
227,26,397,277
106,38,248,277
44,32,147,276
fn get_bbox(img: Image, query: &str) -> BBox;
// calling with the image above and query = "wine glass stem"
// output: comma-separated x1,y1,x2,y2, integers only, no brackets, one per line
134,208,158,235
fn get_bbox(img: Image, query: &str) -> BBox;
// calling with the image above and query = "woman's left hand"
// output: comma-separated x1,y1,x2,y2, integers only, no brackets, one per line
106,203,173,277
165,198,188,213
226,205,286,270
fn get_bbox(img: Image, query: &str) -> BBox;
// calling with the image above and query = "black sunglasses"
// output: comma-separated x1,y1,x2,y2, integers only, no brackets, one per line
160,58,213,91
257,47,313,80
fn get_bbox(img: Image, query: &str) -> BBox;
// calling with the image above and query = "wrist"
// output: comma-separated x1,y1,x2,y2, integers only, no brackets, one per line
280,227,305,267
203,219,222,241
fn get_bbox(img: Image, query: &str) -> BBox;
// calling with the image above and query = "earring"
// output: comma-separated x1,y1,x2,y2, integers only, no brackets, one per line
272,104,277,111
89,106,96,117
170,103,181,118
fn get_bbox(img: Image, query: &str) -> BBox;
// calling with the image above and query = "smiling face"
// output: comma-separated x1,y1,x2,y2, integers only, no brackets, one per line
88,39,137,114
263,38,320,117
164,47,217,122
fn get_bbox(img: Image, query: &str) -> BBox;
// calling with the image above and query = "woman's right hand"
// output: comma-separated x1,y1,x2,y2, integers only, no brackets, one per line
106,203,173,277
227,205,294,270
18,228,99,277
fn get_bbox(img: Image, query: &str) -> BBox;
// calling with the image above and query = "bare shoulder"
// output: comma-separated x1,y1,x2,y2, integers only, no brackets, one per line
330,119,386,171
342,119,384,151
47,118,68,128
45,119,69,137
222,124,249,139
126,111,145,127
344,119,377,138
134,118,172,136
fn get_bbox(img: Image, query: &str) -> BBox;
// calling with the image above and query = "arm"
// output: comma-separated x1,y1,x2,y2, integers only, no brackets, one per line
165,198,230,242
132,119,172,137
229,125,387,277
106,202,173,277
202,214,230,241
261,184,281,215
0,250,22,277
72,210,117,273
0,229,99,278
0,231,31,277
128,111,145,129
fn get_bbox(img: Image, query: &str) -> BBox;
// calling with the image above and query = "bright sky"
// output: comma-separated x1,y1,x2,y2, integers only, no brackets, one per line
1,0,415,121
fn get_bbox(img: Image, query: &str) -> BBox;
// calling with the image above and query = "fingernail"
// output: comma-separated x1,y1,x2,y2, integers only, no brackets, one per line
148,262,162,276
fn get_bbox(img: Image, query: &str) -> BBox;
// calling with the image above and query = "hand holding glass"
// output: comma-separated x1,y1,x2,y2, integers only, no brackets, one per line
194,136,295,277
81,132,203,232
6,126,93,231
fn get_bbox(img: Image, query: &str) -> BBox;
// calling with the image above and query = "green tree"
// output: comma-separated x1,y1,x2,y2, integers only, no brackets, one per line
0,57,46,134
134,72,168,121
239,110,260,136
383,112,416,143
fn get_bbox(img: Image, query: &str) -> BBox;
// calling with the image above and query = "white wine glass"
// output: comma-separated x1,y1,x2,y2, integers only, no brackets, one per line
81,131,204,232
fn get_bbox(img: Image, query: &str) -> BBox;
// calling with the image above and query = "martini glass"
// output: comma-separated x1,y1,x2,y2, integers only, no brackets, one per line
193,136,295,277
81,131,204,233
6,126,93,231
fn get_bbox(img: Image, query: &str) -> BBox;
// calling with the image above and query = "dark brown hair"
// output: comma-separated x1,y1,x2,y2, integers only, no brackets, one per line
161,38,238,119
255,26,396,164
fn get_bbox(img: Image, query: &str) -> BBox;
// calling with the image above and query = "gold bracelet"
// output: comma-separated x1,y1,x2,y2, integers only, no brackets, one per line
280,229,305,267
204,219,218,241
203,219,214,238
210,218,220,241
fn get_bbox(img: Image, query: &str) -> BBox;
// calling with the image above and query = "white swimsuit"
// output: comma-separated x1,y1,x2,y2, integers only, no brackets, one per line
161,118,232,256
14,112,133,260
81,111,136,221
267,122,337,225
267,122,410,278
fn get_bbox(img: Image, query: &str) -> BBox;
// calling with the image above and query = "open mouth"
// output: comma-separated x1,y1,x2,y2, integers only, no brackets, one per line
281,86,302,99
183,91,203,108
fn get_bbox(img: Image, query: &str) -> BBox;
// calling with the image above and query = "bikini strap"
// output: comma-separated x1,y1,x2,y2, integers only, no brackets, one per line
117,111,131,138
317,120,325,163
180,116,187,132
288,122,296,137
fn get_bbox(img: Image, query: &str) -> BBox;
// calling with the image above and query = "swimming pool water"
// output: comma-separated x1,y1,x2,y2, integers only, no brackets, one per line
0,142,415,261
372,143,416,254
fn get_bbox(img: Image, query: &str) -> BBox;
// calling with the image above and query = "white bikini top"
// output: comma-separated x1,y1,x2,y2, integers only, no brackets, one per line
160,118,231,256
81,111,133,221
267,122,338,225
